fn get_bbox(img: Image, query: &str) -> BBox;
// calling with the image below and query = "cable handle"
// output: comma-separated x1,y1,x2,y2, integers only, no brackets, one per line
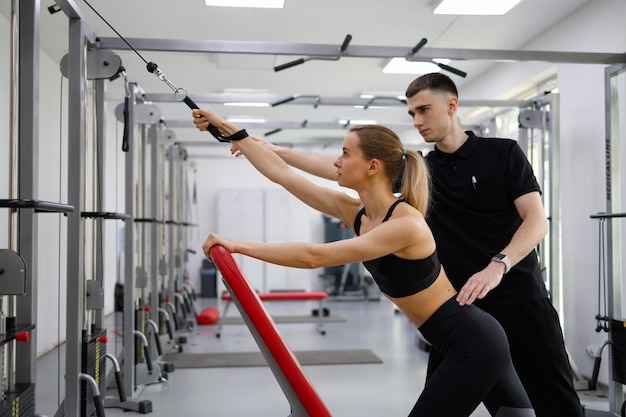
122,97,130,152
146,62,244,143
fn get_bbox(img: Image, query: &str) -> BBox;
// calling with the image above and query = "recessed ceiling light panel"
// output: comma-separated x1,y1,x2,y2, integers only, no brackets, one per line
383,58,450,75
433,0,522,15
205,0,285,8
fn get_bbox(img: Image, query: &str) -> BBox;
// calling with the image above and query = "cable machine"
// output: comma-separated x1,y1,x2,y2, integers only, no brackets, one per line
0,2,74,416
164,143,198,333
584,64,626,417
54,6,136,416
145,122,183,356
51,4,203,412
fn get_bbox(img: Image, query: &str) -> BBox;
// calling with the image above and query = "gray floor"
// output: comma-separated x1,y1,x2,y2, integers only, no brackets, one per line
35,296,611,417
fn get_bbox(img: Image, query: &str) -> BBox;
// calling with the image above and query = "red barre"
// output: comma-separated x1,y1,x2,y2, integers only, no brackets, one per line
209,245,332,417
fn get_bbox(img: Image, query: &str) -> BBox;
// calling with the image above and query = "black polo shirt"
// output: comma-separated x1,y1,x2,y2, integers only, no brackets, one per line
425,131,548,306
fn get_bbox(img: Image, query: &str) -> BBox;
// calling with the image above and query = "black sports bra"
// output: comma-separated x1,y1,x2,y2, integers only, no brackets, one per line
354,199,441,298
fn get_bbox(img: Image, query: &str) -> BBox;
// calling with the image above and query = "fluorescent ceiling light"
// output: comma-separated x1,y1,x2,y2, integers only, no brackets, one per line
205,0,285,8
383,58,450,75
222,88,270,94
224,102,270,107
433,0,522,15
360,94,405,100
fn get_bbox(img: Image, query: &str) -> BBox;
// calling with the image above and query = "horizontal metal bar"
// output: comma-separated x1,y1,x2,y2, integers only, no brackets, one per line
0,199,75,213
97,37,626,64
167,120,413,131
144,92,526,108
589,212,626,219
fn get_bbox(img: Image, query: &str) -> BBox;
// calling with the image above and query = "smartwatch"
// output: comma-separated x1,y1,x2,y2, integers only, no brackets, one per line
491,253,511,274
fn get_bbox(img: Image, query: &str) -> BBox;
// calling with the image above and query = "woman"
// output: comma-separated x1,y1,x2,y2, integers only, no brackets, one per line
192,109,534,417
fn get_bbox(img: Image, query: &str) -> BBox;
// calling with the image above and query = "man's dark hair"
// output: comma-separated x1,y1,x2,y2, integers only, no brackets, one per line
405,72,458,99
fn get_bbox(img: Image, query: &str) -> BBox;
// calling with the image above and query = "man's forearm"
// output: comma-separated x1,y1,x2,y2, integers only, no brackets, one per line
273,146,337,181
501,214,548,267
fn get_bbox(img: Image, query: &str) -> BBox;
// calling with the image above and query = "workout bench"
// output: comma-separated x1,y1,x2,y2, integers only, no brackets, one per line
209,245,332,417
217,287,328,337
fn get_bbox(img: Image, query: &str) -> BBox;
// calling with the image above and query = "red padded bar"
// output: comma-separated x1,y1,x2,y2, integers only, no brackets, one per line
221,291,327,302
209,245,332,417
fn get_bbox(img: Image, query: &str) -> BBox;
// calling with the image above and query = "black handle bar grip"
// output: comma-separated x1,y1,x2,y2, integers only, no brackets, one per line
93,395,106,417
171,310,179,330
114,370,127,402
153,326,163,356
274,58,305,72
143,344,154,373
165,315,174,339
590,356,601,390
264,128,282,137
411,38,428,55
437,62,467,78
340,34,352,52
271,96,296,107
122,97,130,152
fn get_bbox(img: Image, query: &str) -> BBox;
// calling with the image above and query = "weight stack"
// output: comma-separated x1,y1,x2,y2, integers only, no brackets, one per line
0,384,35,417
610,319,626,385
81,329,107,417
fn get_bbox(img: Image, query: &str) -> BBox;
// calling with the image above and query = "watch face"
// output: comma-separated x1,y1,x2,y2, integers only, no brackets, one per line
493,254,505,261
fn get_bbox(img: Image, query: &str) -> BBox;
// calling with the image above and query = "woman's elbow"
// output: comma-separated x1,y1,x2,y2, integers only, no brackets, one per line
300,250,331,269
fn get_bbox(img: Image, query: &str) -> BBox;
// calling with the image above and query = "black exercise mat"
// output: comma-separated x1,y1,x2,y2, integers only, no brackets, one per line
163,349,382,368
219,314,345,325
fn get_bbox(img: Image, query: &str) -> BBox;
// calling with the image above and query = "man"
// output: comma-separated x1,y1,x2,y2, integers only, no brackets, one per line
243,73,583,417
405,73,583,417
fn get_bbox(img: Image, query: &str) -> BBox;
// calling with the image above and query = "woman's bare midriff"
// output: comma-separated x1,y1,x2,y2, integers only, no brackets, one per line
387,271,457,328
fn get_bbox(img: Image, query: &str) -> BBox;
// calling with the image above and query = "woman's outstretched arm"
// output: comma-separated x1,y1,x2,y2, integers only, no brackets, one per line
192,109,359,224
231,136,338,181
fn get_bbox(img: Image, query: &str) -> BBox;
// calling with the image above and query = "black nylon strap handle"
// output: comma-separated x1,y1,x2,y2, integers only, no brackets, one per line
122,97,130,152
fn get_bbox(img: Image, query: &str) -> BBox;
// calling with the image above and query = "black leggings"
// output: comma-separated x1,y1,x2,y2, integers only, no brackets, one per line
412,297,534,417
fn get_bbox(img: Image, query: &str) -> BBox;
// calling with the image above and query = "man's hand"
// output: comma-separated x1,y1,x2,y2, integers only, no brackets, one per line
456,262,505,306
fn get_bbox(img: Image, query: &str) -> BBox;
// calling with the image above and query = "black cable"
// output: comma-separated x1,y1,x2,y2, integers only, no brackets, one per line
84,0,243,143
83,0,149,65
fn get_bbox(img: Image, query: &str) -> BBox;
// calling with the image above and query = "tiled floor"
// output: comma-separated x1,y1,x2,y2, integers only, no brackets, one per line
35,296,612,416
